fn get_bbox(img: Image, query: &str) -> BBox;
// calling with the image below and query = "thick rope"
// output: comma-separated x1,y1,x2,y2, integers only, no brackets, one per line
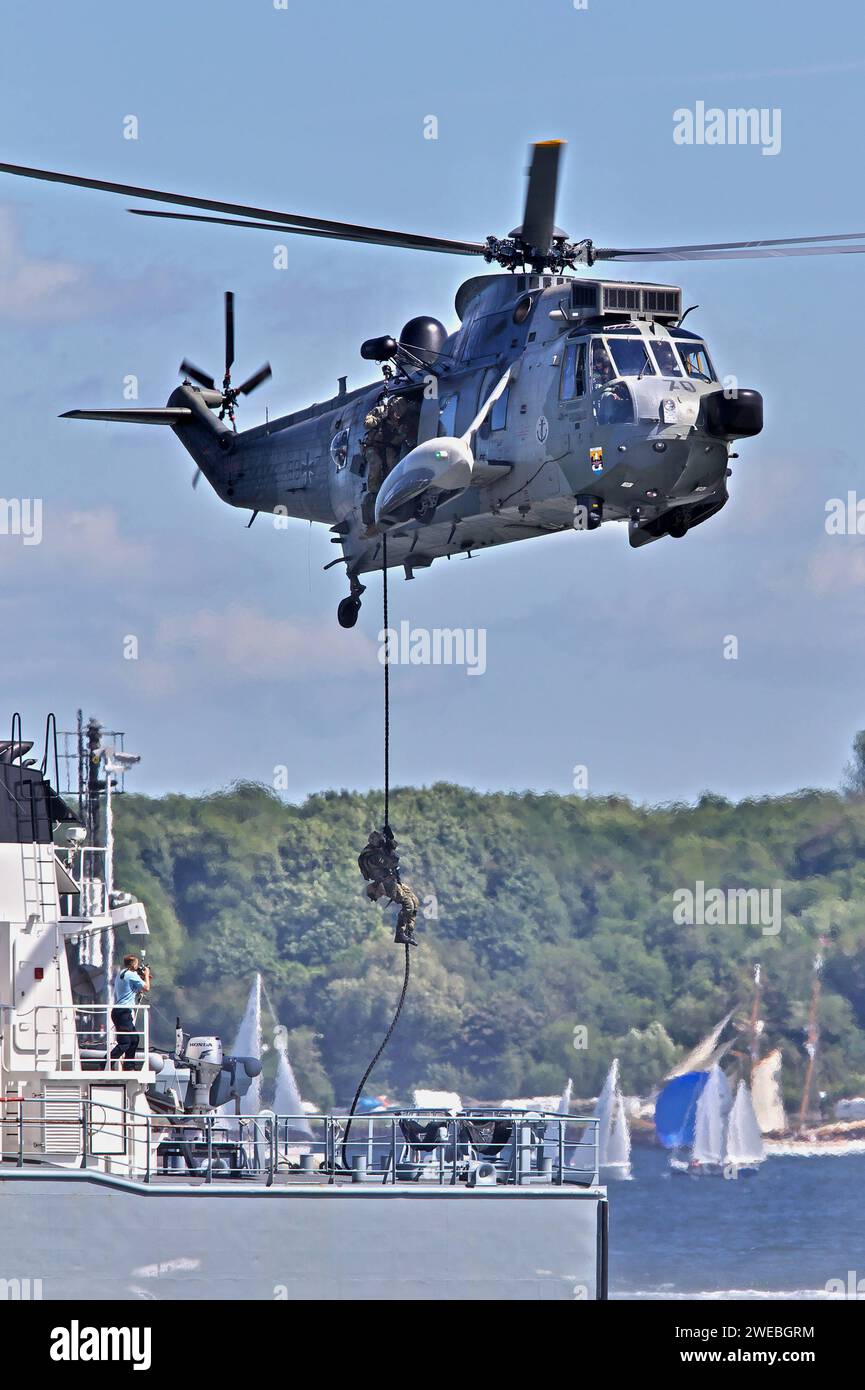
341,942,410,1167
340,532,411,1171
383,531,390,829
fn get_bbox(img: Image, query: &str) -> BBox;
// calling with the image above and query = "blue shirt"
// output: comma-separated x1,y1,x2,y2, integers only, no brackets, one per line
114,969,146,1008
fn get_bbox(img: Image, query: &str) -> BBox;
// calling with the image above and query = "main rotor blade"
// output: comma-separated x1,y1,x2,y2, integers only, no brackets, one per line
225,291,235,375
0,160,485,257
129,207,484,257
179,359,215,389
596,230,865,257
237,363,272,396
597,243,865,262
519,140,564,251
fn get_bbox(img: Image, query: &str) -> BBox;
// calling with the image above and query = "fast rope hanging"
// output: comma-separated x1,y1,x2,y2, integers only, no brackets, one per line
341,533,419,1168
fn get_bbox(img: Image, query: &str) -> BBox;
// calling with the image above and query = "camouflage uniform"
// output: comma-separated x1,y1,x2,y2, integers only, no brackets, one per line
358,827,419,946
388,396,420,462
360,400,392,533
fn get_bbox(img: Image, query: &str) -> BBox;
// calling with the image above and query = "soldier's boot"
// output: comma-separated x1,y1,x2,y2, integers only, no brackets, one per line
392,888,419,946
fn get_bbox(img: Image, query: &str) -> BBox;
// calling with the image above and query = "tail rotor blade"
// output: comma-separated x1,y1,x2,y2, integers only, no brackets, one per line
179,359,215,390
192,468,202,489
237,362,272,396
224,290,235,376
520,141,564,252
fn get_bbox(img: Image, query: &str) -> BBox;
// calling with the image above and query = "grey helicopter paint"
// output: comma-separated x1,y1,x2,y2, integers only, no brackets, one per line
2,140,863,625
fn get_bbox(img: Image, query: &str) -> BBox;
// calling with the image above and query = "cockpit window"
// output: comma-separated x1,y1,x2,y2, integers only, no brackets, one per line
680,343,716,382
590,339,615,391
649,340,684,377
560,340,587,400
606,337,656,379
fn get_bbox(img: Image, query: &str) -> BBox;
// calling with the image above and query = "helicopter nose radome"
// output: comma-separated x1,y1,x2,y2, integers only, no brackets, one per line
701,388,763,441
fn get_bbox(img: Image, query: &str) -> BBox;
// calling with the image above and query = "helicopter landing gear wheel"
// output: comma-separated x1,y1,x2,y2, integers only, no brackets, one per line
338,577,366,629
338,597,360,628
666,514,689,539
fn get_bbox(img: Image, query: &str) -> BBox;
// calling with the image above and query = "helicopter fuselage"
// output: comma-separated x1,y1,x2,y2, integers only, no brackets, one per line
177,272,762,599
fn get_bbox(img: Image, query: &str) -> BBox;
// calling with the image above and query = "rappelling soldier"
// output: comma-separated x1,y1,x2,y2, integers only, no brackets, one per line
358,826,419,946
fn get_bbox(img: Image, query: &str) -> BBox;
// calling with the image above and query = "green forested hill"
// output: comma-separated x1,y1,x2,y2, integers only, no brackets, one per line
113,780,865,1110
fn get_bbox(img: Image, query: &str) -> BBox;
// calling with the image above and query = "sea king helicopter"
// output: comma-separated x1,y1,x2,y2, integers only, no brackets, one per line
3,142,865,626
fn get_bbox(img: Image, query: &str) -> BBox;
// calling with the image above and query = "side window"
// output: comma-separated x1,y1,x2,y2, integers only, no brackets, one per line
438,394,458,437
477,367,497,412
574,342,586,396
329,427,349,470
560,342,577,401
560,342,587,401
490,382,509,431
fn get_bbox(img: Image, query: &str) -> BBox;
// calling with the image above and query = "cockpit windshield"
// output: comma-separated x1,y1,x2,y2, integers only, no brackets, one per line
679,342,717,382
606,337,656,379
649,340,684,378
590,339,615,390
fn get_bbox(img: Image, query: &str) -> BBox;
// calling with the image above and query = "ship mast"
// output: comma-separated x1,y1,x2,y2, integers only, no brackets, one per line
748,962,763,1076
797,940,827,1133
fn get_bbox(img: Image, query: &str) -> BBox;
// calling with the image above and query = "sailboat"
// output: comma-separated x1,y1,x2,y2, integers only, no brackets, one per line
658,1064,764,1177
725,1080,767,1172
751,1047,786,1134
582,1060,632,1179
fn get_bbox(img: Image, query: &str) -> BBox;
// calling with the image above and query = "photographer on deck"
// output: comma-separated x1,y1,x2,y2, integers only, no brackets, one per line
110,954,151,1070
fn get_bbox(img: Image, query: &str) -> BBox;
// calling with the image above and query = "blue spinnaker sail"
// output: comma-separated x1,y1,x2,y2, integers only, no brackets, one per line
654,1071,709,1150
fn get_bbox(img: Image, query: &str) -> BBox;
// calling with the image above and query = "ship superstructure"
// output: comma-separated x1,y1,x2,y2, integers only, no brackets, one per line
0,715,608,1301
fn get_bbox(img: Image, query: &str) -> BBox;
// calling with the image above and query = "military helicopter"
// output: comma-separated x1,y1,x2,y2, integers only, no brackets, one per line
3,142,865,627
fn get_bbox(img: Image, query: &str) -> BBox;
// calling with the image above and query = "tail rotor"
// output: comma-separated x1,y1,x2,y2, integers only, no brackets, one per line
179,290,272,431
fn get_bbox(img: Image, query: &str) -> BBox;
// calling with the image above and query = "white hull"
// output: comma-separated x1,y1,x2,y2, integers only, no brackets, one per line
1,1167,607,1301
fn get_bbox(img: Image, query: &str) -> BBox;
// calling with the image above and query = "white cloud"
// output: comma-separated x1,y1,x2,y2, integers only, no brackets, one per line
0,505,152,579
151,602,376,686
807,542,865,596
0,206,199,324
0,209,87,320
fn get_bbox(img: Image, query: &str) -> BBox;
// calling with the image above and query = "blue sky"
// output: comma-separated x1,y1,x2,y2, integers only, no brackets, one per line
1,0,864,803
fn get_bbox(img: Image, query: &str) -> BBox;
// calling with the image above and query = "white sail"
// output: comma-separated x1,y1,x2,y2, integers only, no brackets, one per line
692,1064,732,1166
274,1046,313,1138
751,1048,786,1133
725,1081,765,1167
666,1009,735,1079
581,1060,631,1172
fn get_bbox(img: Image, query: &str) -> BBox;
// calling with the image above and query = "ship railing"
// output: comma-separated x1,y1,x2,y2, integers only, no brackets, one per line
12,1003,150,1073
2,1096,600,1186
55,845,108,917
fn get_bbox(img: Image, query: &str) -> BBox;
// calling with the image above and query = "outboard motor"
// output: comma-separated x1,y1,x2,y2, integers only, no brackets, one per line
184,1035,224,1112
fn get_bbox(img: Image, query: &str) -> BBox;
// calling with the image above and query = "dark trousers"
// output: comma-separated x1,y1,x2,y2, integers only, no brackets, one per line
110,1007,140,1065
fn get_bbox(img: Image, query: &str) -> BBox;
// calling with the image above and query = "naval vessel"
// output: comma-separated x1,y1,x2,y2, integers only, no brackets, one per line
0,714,608,1301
